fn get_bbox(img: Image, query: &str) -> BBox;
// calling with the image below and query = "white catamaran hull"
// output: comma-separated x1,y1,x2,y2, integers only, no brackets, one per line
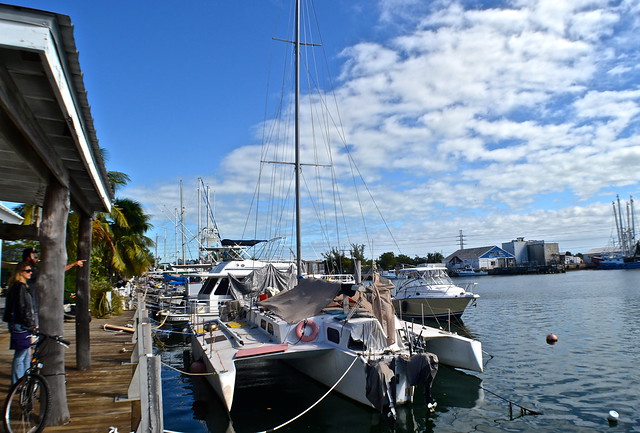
400,320,483,373
286,349,413,407
190,330,237,410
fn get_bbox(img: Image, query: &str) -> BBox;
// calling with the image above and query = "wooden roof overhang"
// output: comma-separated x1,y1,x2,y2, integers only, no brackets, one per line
0,4,112,232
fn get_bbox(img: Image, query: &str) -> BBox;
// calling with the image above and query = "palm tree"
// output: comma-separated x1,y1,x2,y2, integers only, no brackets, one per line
65,171,154,286
108,198,155,278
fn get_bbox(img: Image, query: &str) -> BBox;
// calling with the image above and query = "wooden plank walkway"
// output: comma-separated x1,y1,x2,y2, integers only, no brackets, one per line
0,309,138,433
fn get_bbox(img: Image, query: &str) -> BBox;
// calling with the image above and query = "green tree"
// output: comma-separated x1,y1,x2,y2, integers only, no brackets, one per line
378,251,396,270
426,252,444,263
322,247,350,274
91,198,154,282
396,254,415,267
350,243,366,261
63,171,154,292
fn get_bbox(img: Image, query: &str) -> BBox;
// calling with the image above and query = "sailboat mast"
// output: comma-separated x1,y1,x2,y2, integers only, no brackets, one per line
197,178,202,262
180,180,186,265
295,0,302,277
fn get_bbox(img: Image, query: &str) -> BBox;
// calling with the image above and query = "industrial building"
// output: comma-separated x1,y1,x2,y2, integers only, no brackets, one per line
444,245,515,272
445,237,564,274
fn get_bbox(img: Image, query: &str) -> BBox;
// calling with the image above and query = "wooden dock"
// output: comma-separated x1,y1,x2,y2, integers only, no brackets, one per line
0,309,138,432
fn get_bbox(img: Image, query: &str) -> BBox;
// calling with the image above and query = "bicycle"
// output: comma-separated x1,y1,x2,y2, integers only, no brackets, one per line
2,330,70,433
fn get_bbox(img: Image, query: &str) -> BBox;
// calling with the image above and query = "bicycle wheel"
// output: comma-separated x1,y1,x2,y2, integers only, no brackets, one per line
3,373,50,433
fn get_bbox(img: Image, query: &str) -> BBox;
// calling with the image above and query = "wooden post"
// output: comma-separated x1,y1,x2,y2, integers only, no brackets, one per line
38,178,71,425
76,211,92,370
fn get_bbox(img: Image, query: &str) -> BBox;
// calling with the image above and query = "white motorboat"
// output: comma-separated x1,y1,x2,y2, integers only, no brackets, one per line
392,264,479,321
191,273,444,414
453,266,488,277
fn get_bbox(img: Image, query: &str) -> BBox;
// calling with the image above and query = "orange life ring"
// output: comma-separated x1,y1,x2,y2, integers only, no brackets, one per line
295,319,319,342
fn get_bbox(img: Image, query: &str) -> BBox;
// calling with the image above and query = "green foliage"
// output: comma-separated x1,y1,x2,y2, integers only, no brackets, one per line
350,243,366,261
396,254,415,267
320,246,445,273
376,251,444,270
321,247,349,273
90,278,123,318
1,240,38,263
378,252,396,270
425,252,444,263
93,198,154,281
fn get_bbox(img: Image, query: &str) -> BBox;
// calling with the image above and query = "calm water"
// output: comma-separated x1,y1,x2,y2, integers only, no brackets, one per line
157,270,640,433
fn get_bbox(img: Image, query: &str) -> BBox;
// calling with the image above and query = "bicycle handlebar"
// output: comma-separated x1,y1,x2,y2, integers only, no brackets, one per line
33,329,70,348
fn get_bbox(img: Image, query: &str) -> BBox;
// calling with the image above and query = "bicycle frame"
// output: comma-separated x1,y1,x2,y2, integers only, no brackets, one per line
2,331,70,433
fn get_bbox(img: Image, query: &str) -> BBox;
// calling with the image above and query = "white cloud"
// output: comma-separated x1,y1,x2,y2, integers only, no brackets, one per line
142,0,640,259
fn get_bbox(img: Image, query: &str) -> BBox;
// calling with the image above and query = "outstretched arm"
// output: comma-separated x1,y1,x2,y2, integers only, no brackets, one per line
65,259,87,272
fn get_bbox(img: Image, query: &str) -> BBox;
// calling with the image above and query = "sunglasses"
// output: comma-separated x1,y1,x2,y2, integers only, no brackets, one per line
24,269,33,273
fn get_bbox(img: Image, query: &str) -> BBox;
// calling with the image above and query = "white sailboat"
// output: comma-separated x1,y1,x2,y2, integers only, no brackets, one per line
190,0,482,417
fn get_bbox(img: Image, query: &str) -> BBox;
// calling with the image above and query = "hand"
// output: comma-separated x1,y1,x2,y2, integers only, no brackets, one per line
76,260,87,267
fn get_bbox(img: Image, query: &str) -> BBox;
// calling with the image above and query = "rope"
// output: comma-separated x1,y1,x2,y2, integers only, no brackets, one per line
255,355,360,432
153,328,194,336
480,385,543,419
159,360,217,377
152,311,169,329
482,350,494,369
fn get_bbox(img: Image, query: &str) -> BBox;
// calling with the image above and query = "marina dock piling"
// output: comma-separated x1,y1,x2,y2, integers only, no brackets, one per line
118,295,164,433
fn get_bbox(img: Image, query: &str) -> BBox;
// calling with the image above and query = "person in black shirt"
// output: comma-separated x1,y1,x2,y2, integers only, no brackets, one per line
2,261,36,383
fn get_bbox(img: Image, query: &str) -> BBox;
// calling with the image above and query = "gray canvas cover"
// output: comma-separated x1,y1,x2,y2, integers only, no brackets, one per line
338,273,396,345
366,273,396,345
257,278,342,324
228,264,297,301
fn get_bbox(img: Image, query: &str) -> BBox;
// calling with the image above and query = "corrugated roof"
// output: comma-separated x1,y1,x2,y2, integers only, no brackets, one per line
0,3,112,214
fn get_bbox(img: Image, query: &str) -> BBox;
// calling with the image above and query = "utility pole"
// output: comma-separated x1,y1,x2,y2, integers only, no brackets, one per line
457,230,466,250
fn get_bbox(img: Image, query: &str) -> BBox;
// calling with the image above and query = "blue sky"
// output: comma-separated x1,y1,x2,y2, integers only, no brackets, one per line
6,0,640,262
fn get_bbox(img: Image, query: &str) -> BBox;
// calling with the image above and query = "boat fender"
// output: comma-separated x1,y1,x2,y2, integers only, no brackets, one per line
295,319,319,342
190,360,207,374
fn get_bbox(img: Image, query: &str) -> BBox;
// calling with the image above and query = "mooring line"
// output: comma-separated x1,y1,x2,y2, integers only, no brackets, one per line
255,355,360,432
482,349,495,368
159,360,216,376
480,385,543,419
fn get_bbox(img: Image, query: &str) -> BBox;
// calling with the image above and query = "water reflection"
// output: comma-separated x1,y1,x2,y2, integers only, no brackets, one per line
171,356,484,433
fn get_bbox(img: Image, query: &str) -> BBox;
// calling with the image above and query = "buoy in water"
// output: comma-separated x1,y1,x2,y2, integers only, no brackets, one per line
190,360,206,374
546,333,558,345
607,410,619,423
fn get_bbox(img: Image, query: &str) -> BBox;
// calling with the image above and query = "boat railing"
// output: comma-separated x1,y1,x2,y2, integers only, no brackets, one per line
461,282,478,293
306,273,356,283
186,299,219,314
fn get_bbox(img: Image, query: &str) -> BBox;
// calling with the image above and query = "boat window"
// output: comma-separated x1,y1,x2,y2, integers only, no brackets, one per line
199,278,219,295
348,335,366,351
267,323,274,335
327,327,340,344
260,319,266,330
213,277,230,295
